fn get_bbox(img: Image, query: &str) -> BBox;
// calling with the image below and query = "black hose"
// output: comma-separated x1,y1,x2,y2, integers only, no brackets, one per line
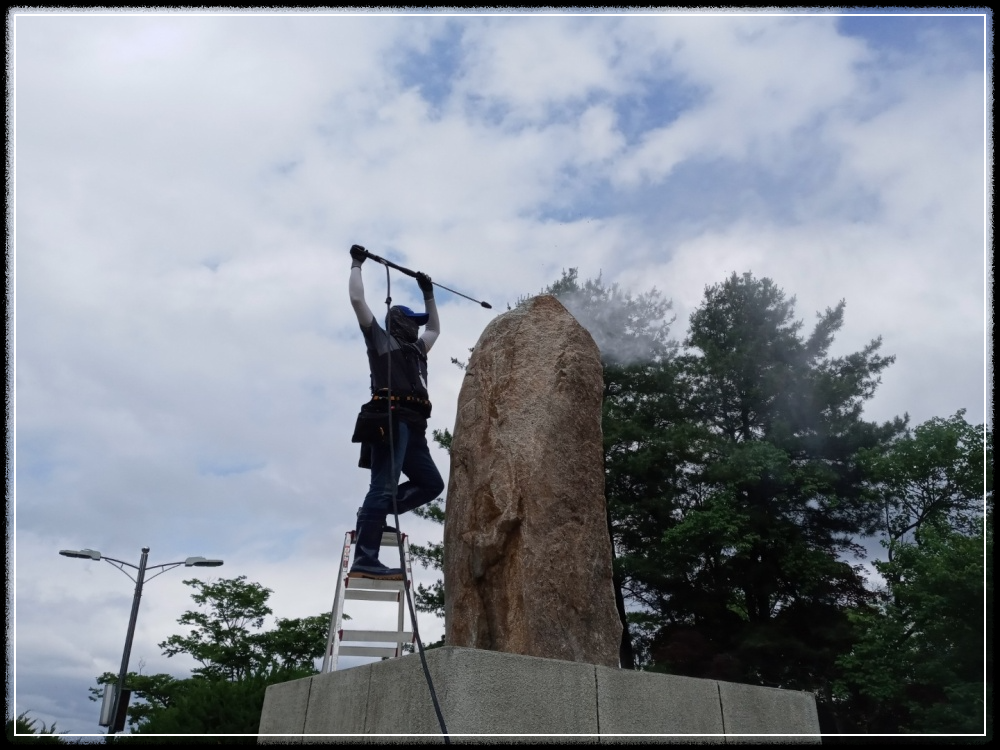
382,264,450,742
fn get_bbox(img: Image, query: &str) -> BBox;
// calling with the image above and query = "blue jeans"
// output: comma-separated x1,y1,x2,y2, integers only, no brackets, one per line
360,421,444,524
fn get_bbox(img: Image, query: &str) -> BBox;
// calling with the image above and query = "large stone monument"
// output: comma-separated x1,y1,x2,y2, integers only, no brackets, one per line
443,295,622,668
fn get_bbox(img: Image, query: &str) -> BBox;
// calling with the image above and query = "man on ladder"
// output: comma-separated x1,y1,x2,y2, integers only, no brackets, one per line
347,244,445,580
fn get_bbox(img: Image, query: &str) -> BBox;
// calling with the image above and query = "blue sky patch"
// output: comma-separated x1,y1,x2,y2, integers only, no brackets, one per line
613,76,706,148
536,133,881,240
395,21,465,116
838,13,985,72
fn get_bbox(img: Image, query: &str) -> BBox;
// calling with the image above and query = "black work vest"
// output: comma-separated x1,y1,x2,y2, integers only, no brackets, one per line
362,321,430,403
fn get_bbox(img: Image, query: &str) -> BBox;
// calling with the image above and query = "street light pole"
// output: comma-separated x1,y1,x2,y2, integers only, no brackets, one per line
110,546,149,735
59,546,224,734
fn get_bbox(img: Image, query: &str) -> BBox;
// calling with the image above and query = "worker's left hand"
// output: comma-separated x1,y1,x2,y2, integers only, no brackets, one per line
416,272,434,298
350,245,368,264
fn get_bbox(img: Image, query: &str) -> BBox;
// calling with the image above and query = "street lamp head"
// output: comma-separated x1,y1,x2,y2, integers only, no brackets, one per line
59,548,101,561
183,557,224,567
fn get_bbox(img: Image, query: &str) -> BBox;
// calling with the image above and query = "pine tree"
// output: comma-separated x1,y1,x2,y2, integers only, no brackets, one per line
632,272,904,697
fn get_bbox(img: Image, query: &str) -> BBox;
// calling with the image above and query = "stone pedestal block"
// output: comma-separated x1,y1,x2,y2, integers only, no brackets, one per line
258,647,821,744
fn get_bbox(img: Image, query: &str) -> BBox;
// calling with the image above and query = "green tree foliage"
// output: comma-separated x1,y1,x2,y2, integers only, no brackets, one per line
261,614,332,672
6,712,66,744
409,488,446,621
133,666,314,736
862,410,986,555
633,272,905,695
90,577,329,734
834,417,991,734
836,523,987,734
159,576,273,682
88,671,184,730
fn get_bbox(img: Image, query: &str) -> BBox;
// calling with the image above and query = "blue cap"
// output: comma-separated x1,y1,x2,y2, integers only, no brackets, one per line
392,305,429,325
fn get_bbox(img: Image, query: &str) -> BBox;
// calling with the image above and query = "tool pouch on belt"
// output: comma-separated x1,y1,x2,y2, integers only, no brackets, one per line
351,401,394,444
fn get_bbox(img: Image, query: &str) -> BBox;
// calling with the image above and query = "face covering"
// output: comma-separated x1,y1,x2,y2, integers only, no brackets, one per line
387,307,419,343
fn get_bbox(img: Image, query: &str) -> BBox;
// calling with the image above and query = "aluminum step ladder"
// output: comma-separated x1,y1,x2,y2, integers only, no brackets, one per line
321,529,415,673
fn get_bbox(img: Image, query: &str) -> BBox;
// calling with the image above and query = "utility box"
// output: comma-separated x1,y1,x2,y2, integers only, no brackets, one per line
98,684,114,727
99,685,131,733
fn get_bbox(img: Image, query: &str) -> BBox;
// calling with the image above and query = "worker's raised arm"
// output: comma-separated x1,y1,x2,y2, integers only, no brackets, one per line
417,272,440,353
349,245,375,329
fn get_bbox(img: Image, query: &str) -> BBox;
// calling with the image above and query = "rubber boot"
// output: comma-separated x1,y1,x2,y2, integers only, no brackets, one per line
350,510,403,580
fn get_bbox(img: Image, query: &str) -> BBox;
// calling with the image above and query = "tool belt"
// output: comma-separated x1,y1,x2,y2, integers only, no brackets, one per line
371,391,432,418
351,392,432,447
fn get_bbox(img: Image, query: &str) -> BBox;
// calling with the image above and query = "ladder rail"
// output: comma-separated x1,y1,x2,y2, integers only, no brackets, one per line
393,532,406,653
400,533,415,653
321,530,354,673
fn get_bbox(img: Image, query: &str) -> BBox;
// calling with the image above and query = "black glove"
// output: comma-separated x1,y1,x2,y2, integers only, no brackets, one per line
416,272,434,299
350,245,367,265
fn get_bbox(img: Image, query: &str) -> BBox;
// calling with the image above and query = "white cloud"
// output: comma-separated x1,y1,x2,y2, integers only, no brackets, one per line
613,16,871,186
453,17,624,124
573,105,627,165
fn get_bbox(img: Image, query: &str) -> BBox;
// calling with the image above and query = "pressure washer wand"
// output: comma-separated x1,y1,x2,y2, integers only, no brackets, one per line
362,248,493,309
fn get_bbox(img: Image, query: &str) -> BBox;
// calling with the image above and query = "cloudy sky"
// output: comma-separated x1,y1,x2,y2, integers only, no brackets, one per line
9,8,989,736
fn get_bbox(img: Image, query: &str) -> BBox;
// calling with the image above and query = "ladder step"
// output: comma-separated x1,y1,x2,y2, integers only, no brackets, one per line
338,646,401,658
346,577,408,591
340,629,414,643
381,531,404,545
345,589,401,602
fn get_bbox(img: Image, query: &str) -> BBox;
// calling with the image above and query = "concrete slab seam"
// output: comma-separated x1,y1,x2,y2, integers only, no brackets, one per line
362,663,374,734
592,666,600,736
300,677,313,735
716,682,726,738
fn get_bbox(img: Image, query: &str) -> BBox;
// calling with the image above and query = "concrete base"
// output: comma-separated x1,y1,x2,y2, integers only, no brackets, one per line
258,647,820,744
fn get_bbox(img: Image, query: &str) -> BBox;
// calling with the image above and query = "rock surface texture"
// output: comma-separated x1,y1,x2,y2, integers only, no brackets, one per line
444,295,622,668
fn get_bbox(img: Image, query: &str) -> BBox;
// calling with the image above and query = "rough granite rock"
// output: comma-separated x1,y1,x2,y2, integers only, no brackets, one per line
443,294,622,668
